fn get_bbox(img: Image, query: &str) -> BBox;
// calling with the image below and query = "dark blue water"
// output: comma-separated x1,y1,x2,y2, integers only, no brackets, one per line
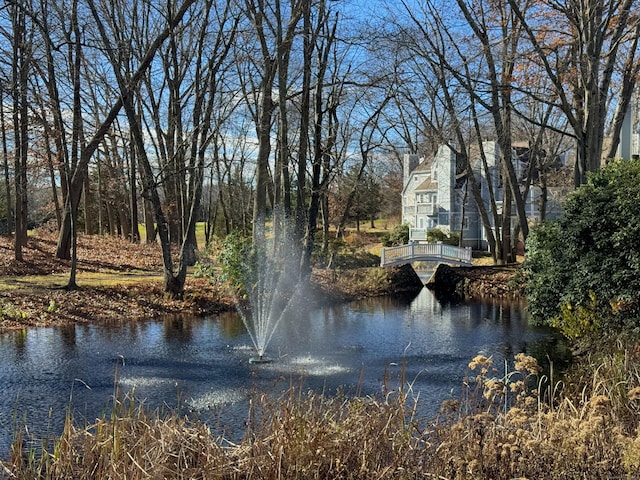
0,289,565,456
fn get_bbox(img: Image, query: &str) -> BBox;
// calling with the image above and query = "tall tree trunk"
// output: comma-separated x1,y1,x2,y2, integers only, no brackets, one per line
129,127,140,243
38,0,70,233
44,135,62,229
244,0,304,246
0,93,14,235
143,198,156,244
83,167,95,234
301,1,335,275
216,158,231,235
296,0,312,252
501,184,512,264
11,3,30,259
63,0,84,289
253,71,275,245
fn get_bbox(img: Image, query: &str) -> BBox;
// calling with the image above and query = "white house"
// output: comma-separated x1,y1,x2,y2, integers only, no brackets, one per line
401,142,562,250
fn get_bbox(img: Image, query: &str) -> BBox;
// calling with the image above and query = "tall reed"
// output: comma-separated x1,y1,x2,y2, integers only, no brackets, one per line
3,350,640,479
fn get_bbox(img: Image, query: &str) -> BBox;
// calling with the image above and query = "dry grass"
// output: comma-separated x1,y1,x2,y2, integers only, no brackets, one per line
423,351,640,479
4,349,640,479
4,385,420,480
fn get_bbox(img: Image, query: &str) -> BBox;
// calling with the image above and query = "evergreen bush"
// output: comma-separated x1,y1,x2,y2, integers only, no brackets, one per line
382,223,409,246
216,231,252,293
427,228,460,246
524,160,640,336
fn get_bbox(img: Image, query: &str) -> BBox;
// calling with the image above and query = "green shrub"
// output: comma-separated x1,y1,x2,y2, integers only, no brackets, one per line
552,292,603,340
216,231,252,293
522,221,568,324
427,228,460,246
192,245,217,279
524,159,640,335
382,223,409,246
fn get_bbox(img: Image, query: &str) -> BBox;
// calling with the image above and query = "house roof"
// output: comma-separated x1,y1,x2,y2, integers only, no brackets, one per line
416,178,438,191
413,158,432,173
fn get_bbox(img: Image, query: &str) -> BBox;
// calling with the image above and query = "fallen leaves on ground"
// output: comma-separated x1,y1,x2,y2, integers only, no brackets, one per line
0,231,164,276
0,232,231,332
456,265,520,297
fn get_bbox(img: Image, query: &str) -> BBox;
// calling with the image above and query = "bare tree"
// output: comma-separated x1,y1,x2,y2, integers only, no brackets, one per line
390,0,551,262
9,1,32,260
0,91,14,235
239,0,305,245
212,115,256,236
26,0,73,234
512,94,573,222
391,1,505,261
299,0,342,274
89,0,237,296
52,0,196,291
455,0,531,260
508,0,640,185
333,94,393,237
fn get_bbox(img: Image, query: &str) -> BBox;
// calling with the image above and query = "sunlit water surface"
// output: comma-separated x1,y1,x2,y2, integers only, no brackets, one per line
0,289,566,456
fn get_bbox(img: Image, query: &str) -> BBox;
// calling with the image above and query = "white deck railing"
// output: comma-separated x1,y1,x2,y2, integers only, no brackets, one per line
380,242,472,267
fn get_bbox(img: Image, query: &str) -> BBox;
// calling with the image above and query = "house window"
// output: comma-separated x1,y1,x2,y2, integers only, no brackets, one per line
438,213,449,225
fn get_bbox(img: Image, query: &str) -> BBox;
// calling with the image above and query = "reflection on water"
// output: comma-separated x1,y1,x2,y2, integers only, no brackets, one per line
0,289,566,456
163,316,193,343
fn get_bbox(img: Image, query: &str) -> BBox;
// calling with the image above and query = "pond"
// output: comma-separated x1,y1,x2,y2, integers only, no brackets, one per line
0,288,566,456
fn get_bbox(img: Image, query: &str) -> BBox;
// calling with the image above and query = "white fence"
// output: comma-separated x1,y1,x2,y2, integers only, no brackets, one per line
380,242,472,267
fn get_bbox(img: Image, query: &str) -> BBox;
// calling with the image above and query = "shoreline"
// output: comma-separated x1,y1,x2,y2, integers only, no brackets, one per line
0,263,518,334
426,263,521,299
0,232,519,334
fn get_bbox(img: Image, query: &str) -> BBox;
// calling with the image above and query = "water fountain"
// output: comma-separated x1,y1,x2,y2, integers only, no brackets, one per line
235,225,303,364
0,287,564,456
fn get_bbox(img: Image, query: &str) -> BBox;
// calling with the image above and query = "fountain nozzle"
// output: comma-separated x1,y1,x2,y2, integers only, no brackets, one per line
249,354,273,364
